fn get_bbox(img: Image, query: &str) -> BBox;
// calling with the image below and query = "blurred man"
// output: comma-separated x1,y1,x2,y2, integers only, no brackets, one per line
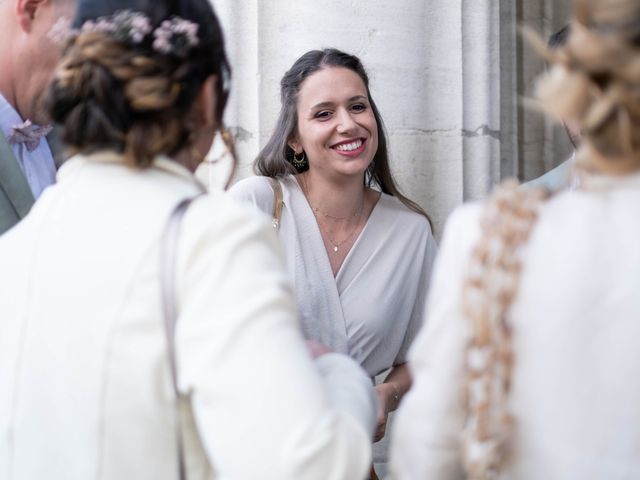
527,25,582,191
0,0,75,234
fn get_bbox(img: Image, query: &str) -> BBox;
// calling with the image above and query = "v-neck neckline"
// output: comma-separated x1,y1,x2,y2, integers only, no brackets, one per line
290,175,383,282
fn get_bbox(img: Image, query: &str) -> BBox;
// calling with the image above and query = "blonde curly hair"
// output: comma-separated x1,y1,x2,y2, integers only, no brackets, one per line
533,0,640,174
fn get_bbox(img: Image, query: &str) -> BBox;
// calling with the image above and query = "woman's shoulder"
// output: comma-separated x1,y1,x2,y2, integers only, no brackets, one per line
378,193,434,236
414,200,484,307
228,175,275,200
180,189,277,249
227,174,284,215
442,202,483,239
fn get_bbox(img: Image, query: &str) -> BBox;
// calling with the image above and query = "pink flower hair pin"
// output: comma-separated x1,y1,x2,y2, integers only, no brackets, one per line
153,17,200,57
47,10,199,57
80,10,152,43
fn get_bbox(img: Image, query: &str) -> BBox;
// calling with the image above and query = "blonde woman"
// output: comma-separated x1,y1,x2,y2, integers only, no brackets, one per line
391,0,640,478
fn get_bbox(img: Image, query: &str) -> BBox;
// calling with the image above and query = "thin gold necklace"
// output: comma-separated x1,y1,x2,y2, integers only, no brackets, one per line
301,175,365,254
312,207,363,253
311,202,363,221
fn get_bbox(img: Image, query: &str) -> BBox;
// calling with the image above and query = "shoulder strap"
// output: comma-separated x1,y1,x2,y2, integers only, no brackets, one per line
160,195,202,480
267,177,283,230
161,197,194,395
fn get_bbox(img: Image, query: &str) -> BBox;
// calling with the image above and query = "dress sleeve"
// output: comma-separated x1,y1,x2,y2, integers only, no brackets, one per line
226,175,276,217
390,204,482,480
393,222,439,365
174,194,377,480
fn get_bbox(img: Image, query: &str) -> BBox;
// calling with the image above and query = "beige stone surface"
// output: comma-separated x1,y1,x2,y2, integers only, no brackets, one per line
199,0,571,239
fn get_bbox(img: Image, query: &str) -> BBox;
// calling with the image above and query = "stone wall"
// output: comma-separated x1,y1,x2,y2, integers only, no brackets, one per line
199,0,571,238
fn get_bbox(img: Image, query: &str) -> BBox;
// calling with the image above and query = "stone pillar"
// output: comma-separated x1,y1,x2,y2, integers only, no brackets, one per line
518,0,573,181
200,0,571,238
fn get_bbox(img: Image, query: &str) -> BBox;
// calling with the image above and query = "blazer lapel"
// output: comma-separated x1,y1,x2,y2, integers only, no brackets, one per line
0,131,34,219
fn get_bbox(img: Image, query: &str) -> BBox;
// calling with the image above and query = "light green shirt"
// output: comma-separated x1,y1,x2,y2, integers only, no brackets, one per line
526,153,578,191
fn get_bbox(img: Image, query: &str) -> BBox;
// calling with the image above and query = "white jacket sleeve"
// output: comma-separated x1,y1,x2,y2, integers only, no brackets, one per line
174,194,376,480
390,204,482,480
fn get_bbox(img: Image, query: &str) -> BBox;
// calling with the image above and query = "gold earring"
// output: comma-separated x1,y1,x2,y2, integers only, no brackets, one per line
292,151,307,169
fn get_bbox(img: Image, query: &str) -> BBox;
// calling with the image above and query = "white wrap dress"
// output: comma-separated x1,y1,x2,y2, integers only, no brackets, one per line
229,174,438,378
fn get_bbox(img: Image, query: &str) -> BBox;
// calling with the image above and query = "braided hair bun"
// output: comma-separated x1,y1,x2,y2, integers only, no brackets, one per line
47,0,230,168
535,0,640,174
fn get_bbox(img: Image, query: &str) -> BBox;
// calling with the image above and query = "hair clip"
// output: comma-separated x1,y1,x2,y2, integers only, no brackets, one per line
48,10,200,57
81,10,152,44
153,17,200,57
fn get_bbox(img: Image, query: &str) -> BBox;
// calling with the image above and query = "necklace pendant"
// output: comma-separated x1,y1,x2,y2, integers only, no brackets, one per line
333,246,338,253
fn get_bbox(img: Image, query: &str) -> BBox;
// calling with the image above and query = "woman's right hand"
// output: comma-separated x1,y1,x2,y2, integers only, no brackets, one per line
306,340,332,359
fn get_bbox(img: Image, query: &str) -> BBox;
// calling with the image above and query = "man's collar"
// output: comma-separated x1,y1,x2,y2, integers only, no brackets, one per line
0,93,26,139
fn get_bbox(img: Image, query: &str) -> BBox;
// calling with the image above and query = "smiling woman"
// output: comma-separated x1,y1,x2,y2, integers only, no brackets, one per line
229,48,439,477
290,67,379,182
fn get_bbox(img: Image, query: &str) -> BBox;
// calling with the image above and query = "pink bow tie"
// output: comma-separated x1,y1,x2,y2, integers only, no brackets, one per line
7,120,52,152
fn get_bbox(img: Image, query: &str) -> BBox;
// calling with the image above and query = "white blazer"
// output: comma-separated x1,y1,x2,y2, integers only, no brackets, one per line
391,172,640,479
0,152,377,480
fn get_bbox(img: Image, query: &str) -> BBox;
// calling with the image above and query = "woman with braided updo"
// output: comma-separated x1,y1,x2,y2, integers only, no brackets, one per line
391,0,640,479
0,1,379,479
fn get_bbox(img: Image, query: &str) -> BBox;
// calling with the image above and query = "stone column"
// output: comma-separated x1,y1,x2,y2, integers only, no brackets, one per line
200,0,571,238
518,0,573,181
